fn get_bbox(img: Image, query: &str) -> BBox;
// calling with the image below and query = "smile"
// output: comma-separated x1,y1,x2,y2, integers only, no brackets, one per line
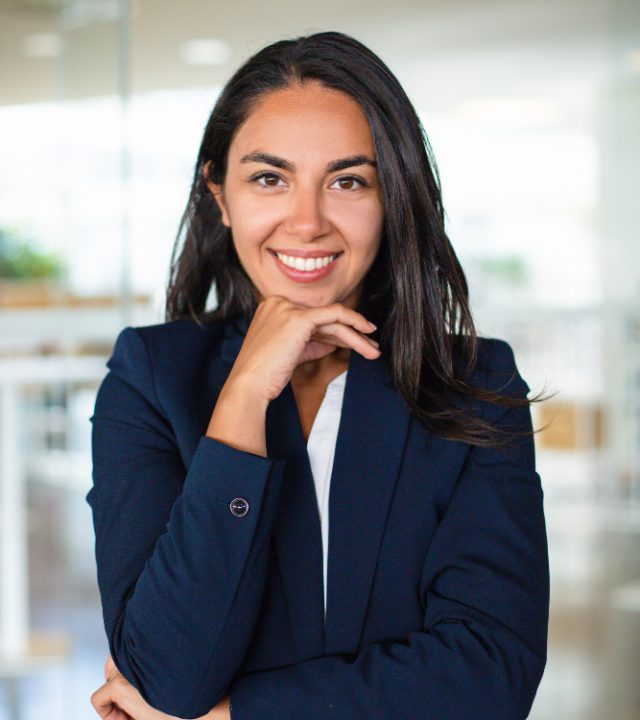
269,249,343,283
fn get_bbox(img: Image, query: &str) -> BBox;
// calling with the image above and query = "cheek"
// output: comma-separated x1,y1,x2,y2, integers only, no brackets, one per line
229,203,280,248
337,201,384,255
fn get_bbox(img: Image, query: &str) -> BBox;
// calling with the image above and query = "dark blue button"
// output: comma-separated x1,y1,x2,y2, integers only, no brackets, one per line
229,497,249,517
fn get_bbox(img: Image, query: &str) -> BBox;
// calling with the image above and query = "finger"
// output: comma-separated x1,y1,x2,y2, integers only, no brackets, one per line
109,709,132,720
91,680,118,718
313,321,380,347
314,328,379,355
313,326,379,347
314,323,381,358
91,677,139,719
312,331,379,354
92,678,156,720
305,303,377,336
309,332,347,349
104,655,116,681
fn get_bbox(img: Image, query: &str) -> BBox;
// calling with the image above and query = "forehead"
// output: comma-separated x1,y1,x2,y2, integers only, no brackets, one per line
229,81,375,159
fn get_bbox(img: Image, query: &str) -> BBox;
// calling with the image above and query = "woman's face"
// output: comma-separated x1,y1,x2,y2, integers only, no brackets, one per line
206,80,384,310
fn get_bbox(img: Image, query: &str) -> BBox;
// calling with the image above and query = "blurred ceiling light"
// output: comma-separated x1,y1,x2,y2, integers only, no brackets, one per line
454,97,563,128
22,32,63,58
625,49,640,74
180,38,231,66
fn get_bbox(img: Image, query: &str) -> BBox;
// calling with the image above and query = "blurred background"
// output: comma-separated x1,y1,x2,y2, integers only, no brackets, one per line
0,0,638,717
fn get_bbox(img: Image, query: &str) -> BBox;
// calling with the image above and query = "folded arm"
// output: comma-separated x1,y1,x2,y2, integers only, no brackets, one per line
227,340,550,720
88,327,286,717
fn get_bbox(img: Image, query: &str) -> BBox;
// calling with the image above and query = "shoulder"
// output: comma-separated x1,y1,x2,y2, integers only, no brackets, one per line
472,336,529,395
104,315,229,402
450,335,531,422
131,315,226,361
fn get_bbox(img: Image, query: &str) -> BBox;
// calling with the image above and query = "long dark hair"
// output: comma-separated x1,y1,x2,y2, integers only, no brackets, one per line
166,30,551,448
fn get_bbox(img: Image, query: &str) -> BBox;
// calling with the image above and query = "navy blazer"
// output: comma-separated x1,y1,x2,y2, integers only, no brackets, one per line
87,311,549,719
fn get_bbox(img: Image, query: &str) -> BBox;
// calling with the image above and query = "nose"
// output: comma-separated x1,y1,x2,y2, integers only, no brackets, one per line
283,182,332,241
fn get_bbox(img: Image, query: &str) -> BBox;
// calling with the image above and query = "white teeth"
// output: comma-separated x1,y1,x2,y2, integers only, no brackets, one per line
275,252,338,271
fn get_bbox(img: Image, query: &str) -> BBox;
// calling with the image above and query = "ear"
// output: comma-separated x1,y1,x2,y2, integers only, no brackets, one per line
203,160,231,227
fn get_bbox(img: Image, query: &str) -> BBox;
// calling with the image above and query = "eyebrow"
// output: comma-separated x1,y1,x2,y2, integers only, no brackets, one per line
239,152,377,173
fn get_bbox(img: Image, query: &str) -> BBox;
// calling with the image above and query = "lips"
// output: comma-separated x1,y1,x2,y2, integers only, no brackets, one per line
269,248,343,259
269,248,342,283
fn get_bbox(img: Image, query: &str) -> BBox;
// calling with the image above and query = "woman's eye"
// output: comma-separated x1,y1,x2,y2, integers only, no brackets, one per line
249,172,367,191
331,175,367,191
251,172,283,188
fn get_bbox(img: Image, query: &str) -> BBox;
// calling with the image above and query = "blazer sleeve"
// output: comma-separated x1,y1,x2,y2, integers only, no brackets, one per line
228,338,550,720
86,326,287,718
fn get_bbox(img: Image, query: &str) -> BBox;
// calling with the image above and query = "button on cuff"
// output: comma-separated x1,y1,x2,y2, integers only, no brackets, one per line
229,497,249,517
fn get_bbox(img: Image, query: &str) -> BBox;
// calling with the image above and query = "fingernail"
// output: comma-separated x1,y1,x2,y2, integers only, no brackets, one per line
368,321,377,329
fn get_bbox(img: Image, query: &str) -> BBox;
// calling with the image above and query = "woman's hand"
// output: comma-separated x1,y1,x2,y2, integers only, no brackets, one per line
225,295,381,403
91,656,230,720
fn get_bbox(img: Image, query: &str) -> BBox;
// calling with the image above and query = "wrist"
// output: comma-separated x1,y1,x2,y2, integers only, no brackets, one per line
206,375,269,457
220,374,270,412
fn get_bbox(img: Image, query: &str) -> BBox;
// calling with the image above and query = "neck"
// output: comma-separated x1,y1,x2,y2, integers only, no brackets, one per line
292,347,350,384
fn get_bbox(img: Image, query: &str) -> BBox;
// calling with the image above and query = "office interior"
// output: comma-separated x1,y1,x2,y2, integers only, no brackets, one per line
0,0,639,718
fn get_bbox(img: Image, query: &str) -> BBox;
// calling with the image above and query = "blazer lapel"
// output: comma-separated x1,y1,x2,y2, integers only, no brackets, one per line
324,349,411,655
209,312,412,660
268,382,326,658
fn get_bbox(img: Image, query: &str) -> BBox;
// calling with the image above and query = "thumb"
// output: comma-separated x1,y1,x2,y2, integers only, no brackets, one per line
104,655,116,681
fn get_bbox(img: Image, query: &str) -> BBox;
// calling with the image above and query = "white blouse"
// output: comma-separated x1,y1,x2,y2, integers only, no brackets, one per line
306,368,348,618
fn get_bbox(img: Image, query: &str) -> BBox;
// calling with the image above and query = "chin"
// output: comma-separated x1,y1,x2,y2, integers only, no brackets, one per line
265,288,340,308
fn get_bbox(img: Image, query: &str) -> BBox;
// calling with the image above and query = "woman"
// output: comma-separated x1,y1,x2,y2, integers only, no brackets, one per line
87,30,550,720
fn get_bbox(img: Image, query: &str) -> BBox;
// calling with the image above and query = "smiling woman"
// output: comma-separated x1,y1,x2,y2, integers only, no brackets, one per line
87,30,550,720
203,81,384,310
